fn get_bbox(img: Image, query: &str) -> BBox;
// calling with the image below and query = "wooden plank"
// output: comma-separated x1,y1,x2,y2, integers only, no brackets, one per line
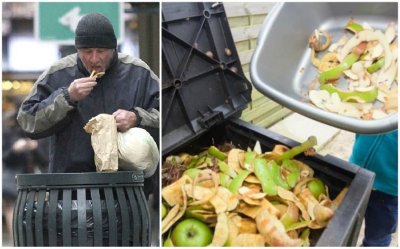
242,64,249,74
254,108,293,128
244,71,251,81
238,49,254,65
242,97,269,113
250,14,269,25
231,25,262,42
251,90,264,100
227,16,249,28
252,94,272,107
250,39,258,49
243,97,274,114
235,40,250,52
252,105,281,123
224,2,290,128
242,100,277,121
253,105,280,123
225,3,275,17
250,92,268,106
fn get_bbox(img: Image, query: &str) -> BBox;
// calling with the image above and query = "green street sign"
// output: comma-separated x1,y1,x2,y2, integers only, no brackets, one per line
35,2,123,44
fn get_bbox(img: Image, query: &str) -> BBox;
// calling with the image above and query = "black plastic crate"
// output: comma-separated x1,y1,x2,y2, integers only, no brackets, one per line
165,118,374,246
161,2,374,246
162,2,252,155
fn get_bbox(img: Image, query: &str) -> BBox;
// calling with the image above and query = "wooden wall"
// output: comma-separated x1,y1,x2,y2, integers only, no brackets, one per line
224,3,292,128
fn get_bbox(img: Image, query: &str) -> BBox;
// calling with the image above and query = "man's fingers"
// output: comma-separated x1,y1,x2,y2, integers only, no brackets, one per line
113,110,136,131
115,122,130,133
75,80,97,88
112,109,123,117
79,77,99,83
68,77,98,102
81,88,94,96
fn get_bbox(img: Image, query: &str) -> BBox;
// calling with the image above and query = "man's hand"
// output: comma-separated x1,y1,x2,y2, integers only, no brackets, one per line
113,109,137,132
68,77,97,102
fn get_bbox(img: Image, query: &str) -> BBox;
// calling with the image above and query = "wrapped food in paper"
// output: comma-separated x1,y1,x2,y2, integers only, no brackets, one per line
117,127,159,178
84,114,118,172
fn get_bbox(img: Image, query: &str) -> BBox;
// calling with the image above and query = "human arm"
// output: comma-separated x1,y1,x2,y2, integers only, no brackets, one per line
113,59,160,132
16,61,91,139
112,107,159,132
16,80,74,139
17,53,99,138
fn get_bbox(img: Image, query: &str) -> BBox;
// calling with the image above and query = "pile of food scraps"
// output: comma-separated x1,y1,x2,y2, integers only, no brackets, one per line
161,137,348,247
308,19,397,119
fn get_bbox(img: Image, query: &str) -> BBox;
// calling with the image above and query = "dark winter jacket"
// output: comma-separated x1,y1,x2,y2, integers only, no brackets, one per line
17,52,159,173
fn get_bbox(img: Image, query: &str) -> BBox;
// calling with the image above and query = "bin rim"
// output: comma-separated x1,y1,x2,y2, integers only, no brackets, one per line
16,171,144,187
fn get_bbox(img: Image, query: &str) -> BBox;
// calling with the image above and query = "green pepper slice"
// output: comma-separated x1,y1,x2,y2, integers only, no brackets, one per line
208,146,227,161
320,84,378,103
286,172,300,189
282,159,300,173
307,178,326,199
186,155,200,169
183,168,202,179
244,150,257,168
268,160,289,190
300,228,311,247
218,172,232,188
286,220,310,232
367,57,385,74
319,53,359,84
228,170,251,194
253,158,278,196
282,159,300,188
276,136,317,163
218,160,237,178
345,21,364,33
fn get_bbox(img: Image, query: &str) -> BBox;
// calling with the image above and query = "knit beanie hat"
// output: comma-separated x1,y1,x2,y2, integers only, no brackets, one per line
75,12,117,49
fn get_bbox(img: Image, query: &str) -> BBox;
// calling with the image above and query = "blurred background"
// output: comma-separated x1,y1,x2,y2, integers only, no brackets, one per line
2,2,160,246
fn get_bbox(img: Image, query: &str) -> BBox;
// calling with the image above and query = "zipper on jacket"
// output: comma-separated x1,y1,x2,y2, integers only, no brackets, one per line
99,78,107,113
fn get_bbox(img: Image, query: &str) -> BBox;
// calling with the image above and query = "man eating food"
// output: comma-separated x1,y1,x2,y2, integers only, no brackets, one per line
17,12,159,174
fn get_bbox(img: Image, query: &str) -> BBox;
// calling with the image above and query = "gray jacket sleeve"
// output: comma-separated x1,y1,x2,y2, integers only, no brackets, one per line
135,107,159,128
17,77,75,139
132,61,160,129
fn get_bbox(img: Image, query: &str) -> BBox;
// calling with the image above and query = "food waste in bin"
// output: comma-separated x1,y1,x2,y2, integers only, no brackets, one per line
161,136,349,246
308,19,398,120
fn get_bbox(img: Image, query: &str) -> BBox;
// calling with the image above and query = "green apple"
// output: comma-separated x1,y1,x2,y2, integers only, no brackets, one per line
163,237,174,247
307,179,326,199
161,203,167,219
183,168,202,179
171,218,213,246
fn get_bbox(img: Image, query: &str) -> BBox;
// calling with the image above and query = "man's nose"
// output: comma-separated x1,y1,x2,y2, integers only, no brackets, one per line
89,52,100,64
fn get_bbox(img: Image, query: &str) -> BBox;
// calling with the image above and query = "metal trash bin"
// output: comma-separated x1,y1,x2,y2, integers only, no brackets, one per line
13,171,150,246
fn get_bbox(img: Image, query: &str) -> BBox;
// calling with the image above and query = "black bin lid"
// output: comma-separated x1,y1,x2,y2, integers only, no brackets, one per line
162,2,252,154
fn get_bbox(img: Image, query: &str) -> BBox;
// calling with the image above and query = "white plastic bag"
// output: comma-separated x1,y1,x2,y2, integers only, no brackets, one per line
117,127,159,178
